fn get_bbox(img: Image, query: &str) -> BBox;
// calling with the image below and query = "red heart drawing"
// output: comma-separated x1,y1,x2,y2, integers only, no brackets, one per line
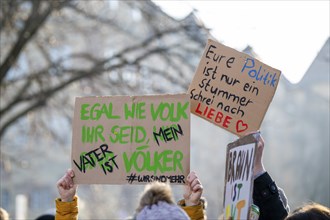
236,120,248,133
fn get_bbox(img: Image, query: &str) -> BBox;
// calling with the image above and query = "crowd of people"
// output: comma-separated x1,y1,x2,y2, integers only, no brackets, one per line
0,208,55,220
1,132,329,220
53,131,329,220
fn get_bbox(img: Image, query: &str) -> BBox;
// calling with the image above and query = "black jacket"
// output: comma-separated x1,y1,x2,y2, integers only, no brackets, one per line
253,172,289,220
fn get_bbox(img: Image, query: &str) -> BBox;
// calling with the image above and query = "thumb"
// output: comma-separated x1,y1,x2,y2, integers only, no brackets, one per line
183,184,191,200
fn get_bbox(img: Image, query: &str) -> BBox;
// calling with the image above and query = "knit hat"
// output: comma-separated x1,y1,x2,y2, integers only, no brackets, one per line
135,182,189,220
136,201,189,220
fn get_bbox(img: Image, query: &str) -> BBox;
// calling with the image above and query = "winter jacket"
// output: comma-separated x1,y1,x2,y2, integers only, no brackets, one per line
253,172,289,220
178,198,206,220
55,196,78,220
55,196,205,220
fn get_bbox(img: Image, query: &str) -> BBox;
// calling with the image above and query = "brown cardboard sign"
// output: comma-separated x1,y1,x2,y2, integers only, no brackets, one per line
188,39,281,136
223,134,257,219
71,94,190,184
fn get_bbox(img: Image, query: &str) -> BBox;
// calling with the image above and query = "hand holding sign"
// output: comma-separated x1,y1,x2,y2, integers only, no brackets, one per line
252,132,266,179
56,169,77,202
245,131,266,178
183,171,204,206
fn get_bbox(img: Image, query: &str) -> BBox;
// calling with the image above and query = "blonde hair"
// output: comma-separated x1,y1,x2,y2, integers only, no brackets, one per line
0,207,9,220
286,202,330,220
136,182,174,213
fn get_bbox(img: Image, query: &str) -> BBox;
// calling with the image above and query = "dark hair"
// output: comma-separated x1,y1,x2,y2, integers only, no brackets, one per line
286,202,330,220
35,214,55,220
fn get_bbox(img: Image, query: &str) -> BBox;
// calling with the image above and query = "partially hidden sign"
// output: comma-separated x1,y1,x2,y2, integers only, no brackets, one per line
71,94,190,184
223,134,257,219
188,39,281,136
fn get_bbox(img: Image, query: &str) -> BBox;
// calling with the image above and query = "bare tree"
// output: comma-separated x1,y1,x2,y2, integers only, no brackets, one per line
0,0,209,139
0,1,210,217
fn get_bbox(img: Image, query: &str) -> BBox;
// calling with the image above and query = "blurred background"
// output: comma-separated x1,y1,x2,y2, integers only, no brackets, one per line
0,0,329,219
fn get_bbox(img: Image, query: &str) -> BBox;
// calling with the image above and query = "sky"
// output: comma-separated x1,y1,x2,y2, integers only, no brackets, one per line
153,1,330,84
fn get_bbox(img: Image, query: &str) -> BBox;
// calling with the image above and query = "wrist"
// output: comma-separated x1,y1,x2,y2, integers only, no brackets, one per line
184,199,199,207
254,163,265,172
253,166,266,179
61,196,74,202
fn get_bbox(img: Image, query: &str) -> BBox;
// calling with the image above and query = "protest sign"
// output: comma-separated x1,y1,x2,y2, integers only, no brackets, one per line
188,39,281,136
223,134,257,220
71,94,190,184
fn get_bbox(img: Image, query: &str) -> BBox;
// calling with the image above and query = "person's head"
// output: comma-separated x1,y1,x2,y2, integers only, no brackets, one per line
35,214,55,220
0,207,9,220
286,202,330,220
134,181,189,220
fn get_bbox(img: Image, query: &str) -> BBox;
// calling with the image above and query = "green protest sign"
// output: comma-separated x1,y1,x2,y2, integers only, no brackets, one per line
71,94,190,184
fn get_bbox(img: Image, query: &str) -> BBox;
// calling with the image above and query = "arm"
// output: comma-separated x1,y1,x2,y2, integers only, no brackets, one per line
178,171,206,220
253,172,289,220
251,132,289,220
55,169,78,220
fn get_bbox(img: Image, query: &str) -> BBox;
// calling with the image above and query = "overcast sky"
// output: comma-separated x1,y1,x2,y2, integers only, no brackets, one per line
154,1,329,84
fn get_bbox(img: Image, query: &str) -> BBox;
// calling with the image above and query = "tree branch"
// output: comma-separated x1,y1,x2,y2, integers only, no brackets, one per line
0,0,70,84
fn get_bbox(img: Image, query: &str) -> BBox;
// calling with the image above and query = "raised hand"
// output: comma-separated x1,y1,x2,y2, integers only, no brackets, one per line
56,169,78,202
183,171,203,206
